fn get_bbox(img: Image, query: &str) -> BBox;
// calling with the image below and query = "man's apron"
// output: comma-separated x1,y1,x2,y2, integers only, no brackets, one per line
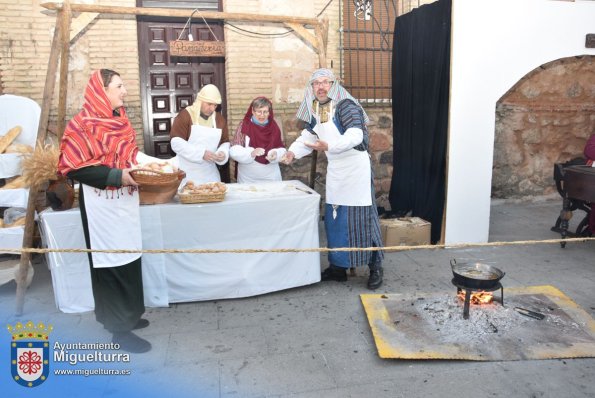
178,117,222,184
82,184,142,268
314,112,371,206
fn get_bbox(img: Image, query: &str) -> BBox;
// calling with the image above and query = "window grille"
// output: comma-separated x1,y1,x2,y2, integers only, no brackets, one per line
341,1,429,104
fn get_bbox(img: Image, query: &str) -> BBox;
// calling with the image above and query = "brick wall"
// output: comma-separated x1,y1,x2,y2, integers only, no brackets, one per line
0,0,142,145
223,0,341,129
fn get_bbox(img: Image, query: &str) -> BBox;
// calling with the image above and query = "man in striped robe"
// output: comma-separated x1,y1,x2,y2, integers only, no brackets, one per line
284,68,384,289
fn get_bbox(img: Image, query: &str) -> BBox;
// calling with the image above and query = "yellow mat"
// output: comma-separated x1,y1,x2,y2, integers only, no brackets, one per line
361,285,595,360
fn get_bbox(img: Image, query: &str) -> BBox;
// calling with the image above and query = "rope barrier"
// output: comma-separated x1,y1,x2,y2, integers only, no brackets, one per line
1,236,594,255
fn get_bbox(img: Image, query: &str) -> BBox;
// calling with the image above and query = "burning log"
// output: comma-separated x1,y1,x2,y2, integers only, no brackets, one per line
457,290,494,305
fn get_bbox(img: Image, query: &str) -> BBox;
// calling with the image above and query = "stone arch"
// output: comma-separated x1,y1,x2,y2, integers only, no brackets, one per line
491,55,595,199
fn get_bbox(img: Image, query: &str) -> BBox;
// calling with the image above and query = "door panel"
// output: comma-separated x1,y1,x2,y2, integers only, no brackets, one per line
139,20,226,157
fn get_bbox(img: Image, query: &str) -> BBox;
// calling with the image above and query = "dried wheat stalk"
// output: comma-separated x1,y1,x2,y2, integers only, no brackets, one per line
20,141,60,187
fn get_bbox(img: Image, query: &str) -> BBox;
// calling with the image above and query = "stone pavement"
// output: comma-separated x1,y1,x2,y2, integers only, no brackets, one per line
1,198,593,397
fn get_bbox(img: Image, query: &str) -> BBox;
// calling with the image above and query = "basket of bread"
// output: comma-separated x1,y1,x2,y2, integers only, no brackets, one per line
179,181,226,204
130,162,185,205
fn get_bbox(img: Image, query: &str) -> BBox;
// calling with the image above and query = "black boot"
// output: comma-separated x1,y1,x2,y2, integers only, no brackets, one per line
321,265,348,282
367,267,383,290
112,331,152,353
132,318,150,330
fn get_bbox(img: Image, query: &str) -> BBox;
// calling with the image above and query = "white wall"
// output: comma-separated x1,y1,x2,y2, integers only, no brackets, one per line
445,0,595,244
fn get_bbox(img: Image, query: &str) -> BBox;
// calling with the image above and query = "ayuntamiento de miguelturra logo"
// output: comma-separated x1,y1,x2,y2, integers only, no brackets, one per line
7,321,52,388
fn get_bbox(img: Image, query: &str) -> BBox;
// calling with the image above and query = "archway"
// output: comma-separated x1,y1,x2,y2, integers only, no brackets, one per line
492,55,595,199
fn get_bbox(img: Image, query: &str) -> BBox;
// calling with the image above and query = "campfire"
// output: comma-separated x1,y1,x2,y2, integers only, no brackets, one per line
457,290,494,305
451,259,505,319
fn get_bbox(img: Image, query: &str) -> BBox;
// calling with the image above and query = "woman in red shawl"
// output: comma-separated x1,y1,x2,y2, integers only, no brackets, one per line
230,97,286,183
58,69,150,353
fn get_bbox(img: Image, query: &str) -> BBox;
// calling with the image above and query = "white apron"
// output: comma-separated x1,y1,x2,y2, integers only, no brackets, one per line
179,117,222,184
237,161,282,183
82,184,142,268
315,112,372,206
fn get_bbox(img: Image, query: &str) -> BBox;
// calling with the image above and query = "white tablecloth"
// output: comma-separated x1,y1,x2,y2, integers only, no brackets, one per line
39,181,321,313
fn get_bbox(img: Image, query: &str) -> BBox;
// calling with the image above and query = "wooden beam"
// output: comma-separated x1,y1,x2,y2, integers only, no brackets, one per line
57,0,72,140
70,12,99,43
15,10,64,315
314,17,328,68
284,22,319,52
41,2,319,25
307,17,330,188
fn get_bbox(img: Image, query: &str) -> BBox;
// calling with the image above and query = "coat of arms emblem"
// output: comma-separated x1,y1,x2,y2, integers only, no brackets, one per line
7,321,53,387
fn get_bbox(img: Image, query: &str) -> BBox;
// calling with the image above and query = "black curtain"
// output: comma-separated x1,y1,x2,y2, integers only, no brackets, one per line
389,0,451,243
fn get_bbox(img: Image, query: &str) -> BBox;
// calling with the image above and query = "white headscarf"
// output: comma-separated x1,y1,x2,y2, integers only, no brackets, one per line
185,84,222,124
295,68,369,124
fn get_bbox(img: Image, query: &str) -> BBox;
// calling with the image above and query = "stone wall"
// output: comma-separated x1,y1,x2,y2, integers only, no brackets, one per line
492,55,595,199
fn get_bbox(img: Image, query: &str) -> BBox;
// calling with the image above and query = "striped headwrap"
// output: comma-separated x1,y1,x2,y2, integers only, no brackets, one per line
295,68,369,124
58,70,139,176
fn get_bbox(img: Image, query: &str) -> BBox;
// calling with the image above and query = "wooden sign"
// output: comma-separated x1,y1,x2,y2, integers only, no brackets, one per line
169,40,225,57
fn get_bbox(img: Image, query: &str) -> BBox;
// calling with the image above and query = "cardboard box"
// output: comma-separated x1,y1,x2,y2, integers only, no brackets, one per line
380,217,431,246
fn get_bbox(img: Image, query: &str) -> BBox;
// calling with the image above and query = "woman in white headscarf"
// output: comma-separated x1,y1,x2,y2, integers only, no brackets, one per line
170,84,230,184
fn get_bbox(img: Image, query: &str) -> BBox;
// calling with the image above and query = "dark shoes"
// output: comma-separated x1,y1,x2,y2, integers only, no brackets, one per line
112,331,151,353
321,266,348,282
133,318,150,330
322,265,383,289
367,268,383,290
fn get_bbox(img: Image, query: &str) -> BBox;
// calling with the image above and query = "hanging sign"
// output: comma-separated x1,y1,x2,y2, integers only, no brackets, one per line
169,40,225,57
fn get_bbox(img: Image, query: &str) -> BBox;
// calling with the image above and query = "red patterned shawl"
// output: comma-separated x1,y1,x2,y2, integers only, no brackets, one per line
58,70,139,175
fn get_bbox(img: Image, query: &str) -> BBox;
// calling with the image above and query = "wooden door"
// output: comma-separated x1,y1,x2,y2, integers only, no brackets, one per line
138,21,226,157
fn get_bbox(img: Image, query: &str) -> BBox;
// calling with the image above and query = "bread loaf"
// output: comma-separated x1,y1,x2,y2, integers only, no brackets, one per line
0,126,22,154
5,216,26,228
0,176,28,189
4,143,33,154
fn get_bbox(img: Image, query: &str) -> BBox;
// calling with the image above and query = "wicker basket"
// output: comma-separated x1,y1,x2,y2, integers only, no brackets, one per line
130,169,179,185
179,187,226,204
133,169,185,205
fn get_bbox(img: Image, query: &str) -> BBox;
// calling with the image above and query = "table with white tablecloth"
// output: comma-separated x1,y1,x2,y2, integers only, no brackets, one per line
39,180,321,313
